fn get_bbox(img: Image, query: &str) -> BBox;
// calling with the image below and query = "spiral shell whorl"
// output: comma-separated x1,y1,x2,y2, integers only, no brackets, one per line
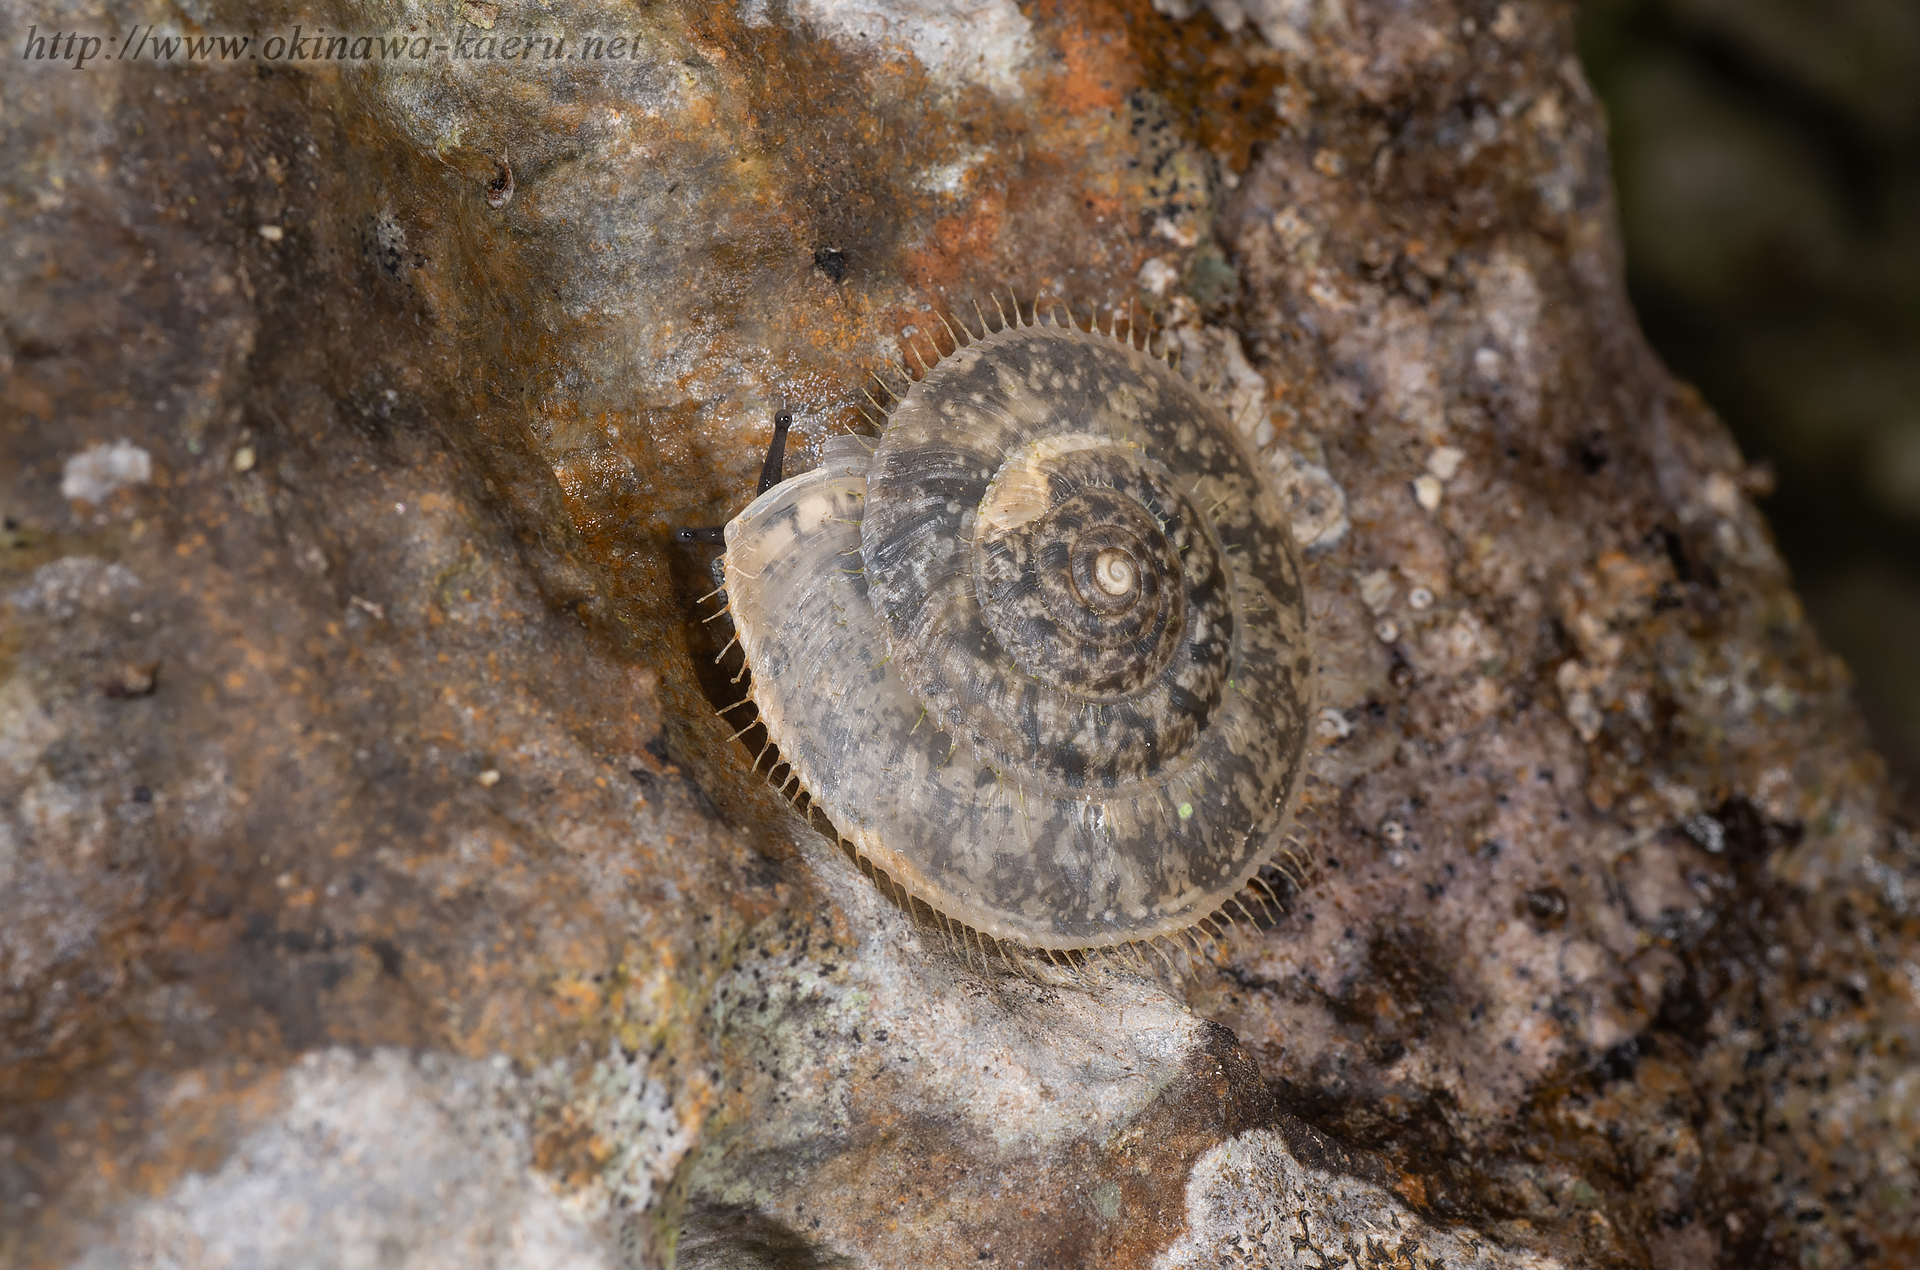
723,316,1312,951
865,327,1245,790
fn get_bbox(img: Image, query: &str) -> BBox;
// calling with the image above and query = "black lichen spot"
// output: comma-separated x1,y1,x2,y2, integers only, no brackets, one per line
1575,434,1609,474
1594,1036,1640,1085
1658,526,1698,586
1686,796,1801,864
367,937,404,978
813,247,848,283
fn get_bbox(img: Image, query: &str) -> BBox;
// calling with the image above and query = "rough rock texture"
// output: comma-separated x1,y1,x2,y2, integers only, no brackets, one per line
1578,0,1920,817
3,0,1916,1267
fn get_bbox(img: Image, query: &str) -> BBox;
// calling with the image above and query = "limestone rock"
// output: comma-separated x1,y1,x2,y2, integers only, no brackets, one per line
4,0,1916,1267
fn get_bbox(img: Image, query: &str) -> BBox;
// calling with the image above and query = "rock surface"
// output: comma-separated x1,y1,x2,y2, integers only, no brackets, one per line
3,0,1916,1267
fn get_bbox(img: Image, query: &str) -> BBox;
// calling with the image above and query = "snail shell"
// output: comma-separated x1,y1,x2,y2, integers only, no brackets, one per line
722,312,1312,952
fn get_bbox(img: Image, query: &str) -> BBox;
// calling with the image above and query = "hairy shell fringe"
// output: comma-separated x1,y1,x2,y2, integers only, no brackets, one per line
702,296,1314,968
885,288,1175,393
714,732,1316,986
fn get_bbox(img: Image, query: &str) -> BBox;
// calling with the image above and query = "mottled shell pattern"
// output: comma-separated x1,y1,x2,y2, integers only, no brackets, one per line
722,306,1313,953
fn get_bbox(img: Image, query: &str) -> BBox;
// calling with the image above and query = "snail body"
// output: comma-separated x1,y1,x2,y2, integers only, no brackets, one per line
722,310,1312,953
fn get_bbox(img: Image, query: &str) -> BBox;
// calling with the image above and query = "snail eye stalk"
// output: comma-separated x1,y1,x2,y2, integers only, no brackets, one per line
757,411,793,496
675,411,795,544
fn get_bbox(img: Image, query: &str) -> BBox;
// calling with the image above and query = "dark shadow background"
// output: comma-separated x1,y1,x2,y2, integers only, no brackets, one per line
1578,0,1920,817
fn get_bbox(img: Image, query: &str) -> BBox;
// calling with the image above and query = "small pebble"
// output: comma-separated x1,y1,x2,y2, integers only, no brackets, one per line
1358,569,1395,613
1426,446,1465,482
232,445,256,472
485,154,515,209
1271,207,1314,252
1380,819,1407,846
1315,707,1353,740
100,661,159,699
477,769,502,787
1700,471,1741,517
1525,885,1570,930
258,224,284,242
1412,474,1443,511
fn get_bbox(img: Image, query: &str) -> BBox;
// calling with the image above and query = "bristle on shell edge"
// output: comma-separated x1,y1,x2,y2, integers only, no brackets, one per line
856,288,1183,429
698,590,1317,985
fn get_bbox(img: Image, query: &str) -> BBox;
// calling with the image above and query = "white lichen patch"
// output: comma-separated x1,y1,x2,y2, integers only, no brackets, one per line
1368,300,1447,441
1270,446,1349,550
1472,250,1545,426
913,148,991,195
1152,0,1321,58
565,1041,707,1217
61,441,152,504
709,858,1211,1157
7,555,142,622
782,0,1034,96
2,559,155,989
79,1050,618,1270
1156,1128,1567,1270
1138,255,1182,298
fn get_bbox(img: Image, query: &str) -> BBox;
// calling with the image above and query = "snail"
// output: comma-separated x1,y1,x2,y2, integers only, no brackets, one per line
708,301,1313,959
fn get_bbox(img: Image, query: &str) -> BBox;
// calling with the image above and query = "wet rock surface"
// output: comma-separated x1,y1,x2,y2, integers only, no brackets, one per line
3,0,1916,1266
